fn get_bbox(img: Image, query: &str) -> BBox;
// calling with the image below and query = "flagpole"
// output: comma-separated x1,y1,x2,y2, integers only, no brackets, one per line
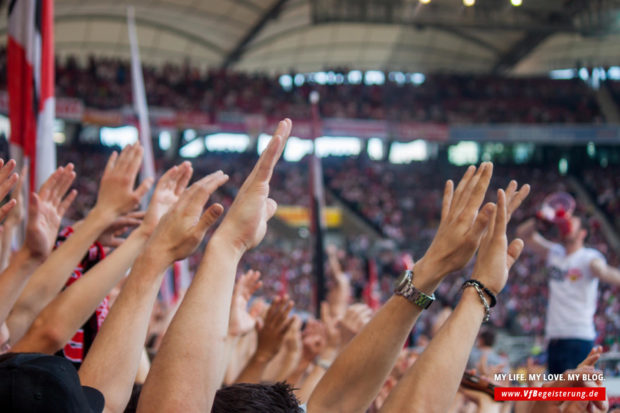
309,91,326,317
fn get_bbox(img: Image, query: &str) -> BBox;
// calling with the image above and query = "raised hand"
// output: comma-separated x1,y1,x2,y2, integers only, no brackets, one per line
418,163,495,283
338,303,373,345
4,165,27,228
302,319,327,361
146,171,228,264
95,211,144,248
141,162,193,236
228,270,263,337
95,144,153,217
24,165,77,260
255,295,294,362
0,160,19,222
216,119,291,253
472,190,524,294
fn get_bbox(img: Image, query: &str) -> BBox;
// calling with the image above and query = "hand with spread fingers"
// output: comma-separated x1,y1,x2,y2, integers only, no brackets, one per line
0,160,19,223
216,119,292,254
4,165,28,229
94,144,153,218
338,303,373,345
255,296,295,362
95,211,144,248
24,164,78,260
147,170,229,264
472,189,526,295
140,161,193,236
228,270,263,337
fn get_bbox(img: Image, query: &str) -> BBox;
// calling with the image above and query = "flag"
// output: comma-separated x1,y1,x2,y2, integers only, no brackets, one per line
8,0,56,191
127,6,155,182
309,91,326,317
363,258,381,310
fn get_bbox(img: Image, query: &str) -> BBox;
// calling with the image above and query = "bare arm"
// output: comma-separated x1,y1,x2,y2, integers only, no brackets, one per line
0,164,75,329
8,144,152,342
78,170,228,413
0,165,27,271
138,119,292,413
380,189,525,413
516,218,553,257
13,163,193,354
590,258,620,286
308,172,529,413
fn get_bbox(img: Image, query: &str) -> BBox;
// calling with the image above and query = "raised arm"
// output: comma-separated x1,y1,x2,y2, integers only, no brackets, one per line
138,118,292,413
0,163,73,329
13,162,193,354
7,144,152,342
0,165,27,271
516,217,554,257
78,170,228,413
379,188,526,413
307,163,499,413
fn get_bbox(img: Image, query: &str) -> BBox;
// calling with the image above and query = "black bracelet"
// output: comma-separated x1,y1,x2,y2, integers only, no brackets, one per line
462,279,497,308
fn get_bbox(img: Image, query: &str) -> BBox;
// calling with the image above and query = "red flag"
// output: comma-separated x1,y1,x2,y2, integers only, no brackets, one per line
363,258,381,310
8,0,56,190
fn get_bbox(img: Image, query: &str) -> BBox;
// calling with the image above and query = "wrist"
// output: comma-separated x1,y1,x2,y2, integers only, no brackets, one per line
15,246,46,267
461,288,487,322
89,206,118,227
209,231,246,262
137,245,174,274
410,256,442,295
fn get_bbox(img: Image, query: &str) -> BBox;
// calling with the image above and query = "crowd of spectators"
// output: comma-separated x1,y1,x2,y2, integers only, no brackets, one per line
54,144,620,351
0,49,605,124
0,120,615,411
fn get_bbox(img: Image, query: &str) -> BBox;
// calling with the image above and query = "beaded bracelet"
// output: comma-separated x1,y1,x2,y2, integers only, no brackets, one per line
464,279,497,307
462,280,491,322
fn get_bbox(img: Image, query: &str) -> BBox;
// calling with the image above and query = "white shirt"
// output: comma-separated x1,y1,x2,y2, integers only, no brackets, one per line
545,244,605,340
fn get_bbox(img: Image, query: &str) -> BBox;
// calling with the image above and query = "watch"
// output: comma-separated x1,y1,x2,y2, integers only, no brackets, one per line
394,269,435,309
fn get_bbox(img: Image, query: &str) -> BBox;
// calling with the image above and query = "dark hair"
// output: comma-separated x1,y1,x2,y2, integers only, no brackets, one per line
212,382,303,413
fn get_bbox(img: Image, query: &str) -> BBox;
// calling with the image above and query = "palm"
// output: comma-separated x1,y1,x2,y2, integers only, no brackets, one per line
143,163,193,233
229,270,262,336
25,197,62,258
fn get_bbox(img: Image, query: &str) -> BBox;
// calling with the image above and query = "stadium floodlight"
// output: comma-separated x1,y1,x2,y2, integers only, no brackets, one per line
510,0,522,6
419,0,431,4
463,0,475,6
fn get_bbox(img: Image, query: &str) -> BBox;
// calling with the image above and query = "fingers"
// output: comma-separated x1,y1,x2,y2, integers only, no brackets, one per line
440,180,453,222
197,203,224,232
450,165,475,213
493,189,507,239
175,162,193,195
266,198,278,219
104,151,118,175
134,177,154,203
50,164,76,205
507,183,530,220
252,119,292,183
0,160,18,201
57,189,78,217
506,238,524,270
468,202,495,241
0,199,16,222
187,171,229,208
460,162,493,221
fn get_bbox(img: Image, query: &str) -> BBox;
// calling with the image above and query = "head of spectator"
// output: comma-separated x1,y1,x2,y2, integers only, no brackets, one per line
212,382,303,413
0,353,104,412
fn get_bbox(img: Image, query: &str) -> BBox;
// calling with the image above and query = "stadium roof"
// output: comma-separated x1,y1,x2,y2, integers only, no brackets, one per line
3,0,620,74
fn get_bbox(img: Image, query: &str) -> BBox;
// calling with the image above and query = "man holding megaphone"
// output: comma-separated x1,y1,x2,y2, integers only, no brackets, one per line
517,192,620,374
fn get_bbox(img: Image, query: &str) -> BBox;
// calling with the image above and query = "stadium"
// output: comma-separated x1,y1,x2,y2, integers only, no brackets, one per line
1,0,620,411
